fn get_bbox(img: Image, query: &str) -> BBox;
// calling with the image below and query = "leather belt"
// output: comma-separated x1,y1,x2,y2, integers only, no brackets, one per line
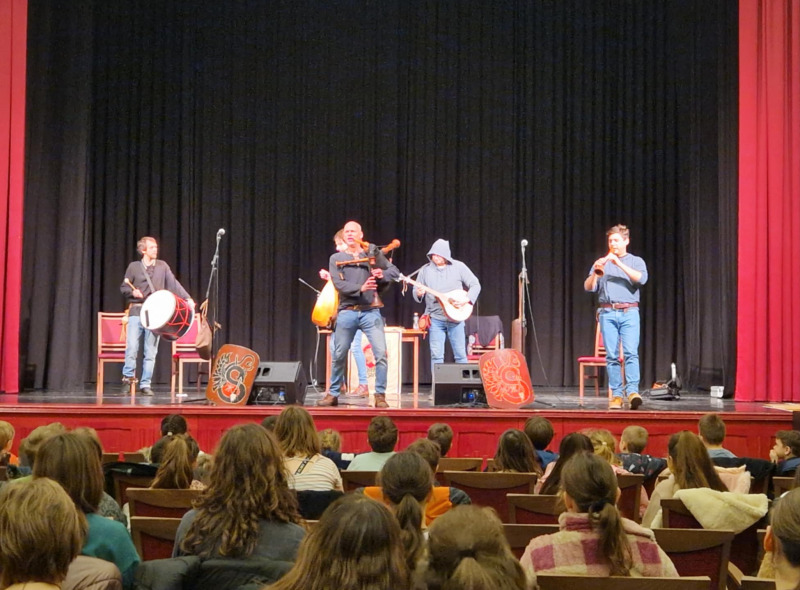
341,305,381,312
600,302,639,310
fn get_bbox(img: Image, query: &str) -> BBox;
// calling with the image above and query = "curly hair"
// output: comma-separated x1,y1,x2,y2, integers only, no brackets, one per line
180,423,300,558
151,434,200,489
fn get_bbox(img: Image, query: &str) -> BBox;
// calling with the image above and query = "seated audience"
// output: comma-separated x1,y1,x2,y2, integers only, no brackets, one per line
698,413,737,458
261,415,278,431
642,430,728,528
0,419,18,466
759,488,800,587
33,433,140,589
146,414,191,463
416,505,534,590
194,453,214,487
347,416,398,471
492,429,542,475
319,428,355,470
427,423,454,457
150,433,204,490
617,425,667,481
175,423,304,561
521,453,678,578
524,416,558,469
266,495,410,590
536,432,593,495
588,429,648,517
71,427,128,526
406,437,471,505
274,406,342,491
0,477,87,590
771,430,800,475
17,422,67,476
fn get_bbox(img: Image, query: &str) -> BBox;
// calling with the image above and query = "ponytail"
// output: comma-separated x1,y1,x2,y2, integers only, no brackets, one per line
589,500,631,576
395,492,425,571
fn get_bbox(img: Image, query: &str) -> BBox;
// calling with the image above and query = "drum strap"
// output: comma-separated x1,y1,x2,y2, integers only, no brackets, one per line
140,261,157,296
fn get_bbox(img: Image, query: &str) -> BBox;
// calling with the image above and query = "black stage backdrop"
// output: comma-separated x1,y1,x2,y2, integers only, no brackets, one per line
21,1,738,392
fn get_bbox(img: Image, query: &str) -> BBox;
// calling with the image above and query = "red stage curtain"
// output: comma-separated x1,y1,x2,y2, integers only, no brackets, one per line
0,0,26,393
737,0,800,402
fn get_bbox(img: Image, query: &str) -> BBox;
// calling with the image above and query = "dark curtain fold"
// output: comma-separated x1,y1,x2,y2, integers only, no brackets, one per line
0,0,26,394
23,0,738,394
737,0,800,402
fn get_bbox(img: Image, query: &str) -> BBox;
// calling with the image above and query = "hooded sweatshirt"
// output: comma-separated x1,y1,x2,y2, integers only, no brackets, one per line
413,239,481,321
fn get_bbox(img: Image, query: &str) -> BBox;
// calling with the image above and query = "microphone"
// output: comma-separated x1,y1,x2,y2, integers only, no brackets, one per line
216,228,225,239
521,238,528,249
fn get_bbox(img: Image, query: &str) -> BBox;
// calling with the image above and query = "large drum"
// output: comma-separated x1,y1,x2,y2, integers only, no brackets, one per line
140,290,194,341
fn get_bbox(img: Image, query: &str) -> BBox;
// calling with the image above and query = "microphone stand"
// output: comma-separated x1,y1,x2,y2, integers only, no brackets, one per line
512,243,528,354
298,278,323,390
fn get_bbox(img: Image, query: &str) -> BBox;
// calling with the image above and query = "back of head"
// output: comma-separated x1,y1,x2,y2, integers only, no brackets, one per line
271,495,410,590
588,429,621,466
494,429,541,474
621,425,648,454
668,431,727,492
151,434,199,489
0,478,87,588
181,423,299,559
427,423,454,457
698,414,726,445
274,406,321,457
261,415,278,431
33,432,104,513
319,428,342,452
539,432,593,496
421,505,530,590
369,416,399,453
407,437,441,474
0,420,15,450
562,453,632,576
771,488,800,569
523,417,554,451
161,414,188,437
18,422,67,468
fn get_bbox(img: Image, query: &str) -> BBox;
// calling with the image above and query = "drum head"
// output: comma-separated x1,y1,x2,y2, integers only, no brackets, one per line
140,290,176,330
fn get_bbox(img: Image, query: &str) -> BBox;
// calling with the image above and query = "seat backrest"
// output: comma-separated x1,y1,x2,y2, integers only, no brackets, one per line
112,472,157,506
536,574,711,590
662,498,702,528
127,487,202,518
123,452,147,463
507,493,563,524
98,312,127,353
502,523,559,559
340,470,379,492
130,516,182,561
437,457,483,472
616,473,645,523
594,321,606,356
296,489,345,520
773,476,794,497
173,317,200,354
441,472,537,522
101,452,121,465
653,528,734,590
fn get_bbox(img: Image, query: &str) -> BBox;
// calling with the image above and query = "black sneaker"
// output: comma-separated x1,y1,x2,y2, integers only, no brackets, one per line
140,387,153,396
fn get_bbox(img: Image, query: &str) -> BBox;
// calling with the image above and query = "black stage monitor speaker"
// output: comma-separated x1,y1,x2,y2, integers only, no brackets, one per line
250,361,308,405
433,363,486,406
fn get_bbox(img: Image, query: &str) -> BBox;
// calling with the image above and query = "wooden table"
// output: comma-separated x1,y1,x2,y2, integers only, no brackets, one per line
321,328,425,408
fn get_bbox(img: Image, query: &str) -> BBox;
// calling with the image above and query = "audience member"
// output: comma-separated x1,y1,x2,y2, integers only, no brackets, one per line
175,423,304,561
761,488,800,589
416,505,534,590
347,416,398,471
17,422,67,475
698,413,736,458
642,430,727,528
523,416,558,469
521,453,677,578
617,425,667,481
588,428,648,517
261,415,278,431
150,433,204,490
71,427,128,526
194,453,214,488
427,423,454,457
266,495,410,590
406,437,471,505
274,406,343,491
492,429,542,475
772,430,800,475
537,432,593,495
0,420,17,466
0,477,87,590
319,428,355,470
33,433,140,589
147,414,191,463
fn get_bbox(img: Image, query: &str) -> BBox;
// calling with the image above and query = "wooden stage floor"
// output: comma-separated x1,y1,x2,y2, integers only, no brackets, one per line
0,386,793,461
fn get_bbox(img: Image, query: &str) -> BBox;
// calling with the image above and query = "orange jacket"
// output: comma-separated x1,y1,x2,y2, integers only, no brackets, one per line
363,485,452,526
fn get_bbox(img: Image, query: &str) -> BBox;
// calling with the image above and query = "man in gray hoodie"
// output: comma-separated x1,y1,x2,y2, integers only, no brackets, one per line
413,239,481,374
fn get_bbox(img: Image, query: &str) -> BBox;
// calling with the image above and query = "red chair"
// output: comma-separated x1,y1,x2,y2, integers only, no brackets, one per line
440,472,537,522
503,523,559,559
96,312,128,395
616,473,645,523
653,528,734,590
465,316,504,361
127,488,201,518
577,321,624,404
171,318,210,396
507,493,564,524
130,516,182,561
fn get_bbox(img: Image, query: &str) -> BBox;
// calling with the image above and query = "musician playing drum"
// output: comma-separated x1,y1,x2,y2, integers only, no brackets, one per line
413,239,481,374
120,236,194,396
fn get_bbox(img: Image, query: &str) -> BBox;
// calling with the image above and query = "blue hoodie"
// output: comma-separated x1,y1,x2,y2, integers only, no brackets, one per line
413,239,481,321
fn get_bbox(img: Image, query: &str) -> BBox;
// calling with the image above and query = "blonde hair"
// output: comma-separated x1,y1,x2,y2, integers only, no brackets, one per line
319,428,342,452
275,406,321,457
0,420,15,450
621,426,648,454
589,429,621,466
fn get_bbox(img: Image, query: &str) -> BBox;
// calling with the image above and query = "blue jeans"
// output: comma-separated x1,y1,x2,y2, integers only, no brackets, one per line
122,314,160,389
330,309,386,396
429,317,467,375
599,308,640,398
329,330,368,385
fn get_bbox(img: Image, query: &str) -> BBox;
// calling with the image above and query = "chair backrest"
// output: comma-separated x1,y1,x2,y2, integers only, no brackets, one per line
123,452,148,463
728,562,775,590
98,312,127,354
773,476,794,497
594,321,606,356
173,317,200,355
437,457,483,472
130,516,182,561
102,452,121,465
616,472,645,523
127,487,202,517
502,523,559,559
536,574,711,590
296,489,345,520
662,498,702,528
653,528,734,590
441,472,537,522
340,470,379,492
507,493,564,524
111,472,157,506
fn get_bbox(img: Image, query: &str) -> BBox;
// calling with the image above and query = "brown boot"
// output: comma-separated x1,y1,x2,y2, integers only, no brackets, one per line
349,384,370,398
317,393,339,407
373,394,389,409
